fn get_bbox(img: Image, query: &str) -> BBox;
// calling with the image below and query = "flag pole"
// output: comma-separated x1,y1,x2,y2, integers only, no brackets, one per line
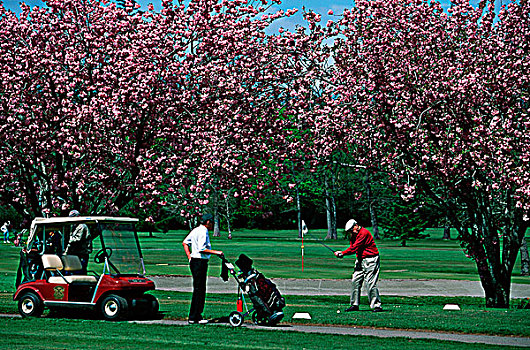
301,231,304,272
301,220,308,272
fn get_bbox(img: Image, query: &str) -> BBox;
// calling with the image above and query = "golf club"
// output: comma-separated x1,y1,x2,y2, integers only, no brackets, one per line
302,220,336,254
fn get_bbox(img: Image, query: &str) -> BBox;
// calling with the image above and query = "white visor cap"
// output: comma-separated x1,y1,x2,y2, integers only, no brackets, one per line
345,219,358,232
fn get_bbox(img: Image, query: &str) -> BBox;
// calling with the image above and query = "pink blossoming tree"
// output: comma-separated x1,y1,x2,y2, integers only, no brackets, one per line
1,0,529,308
0,0,311,222
311,0,529,307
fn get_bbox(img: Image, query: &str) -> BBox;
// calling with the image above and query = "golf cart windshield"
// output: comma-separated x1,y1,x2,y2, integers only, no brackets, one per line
99,222,145,275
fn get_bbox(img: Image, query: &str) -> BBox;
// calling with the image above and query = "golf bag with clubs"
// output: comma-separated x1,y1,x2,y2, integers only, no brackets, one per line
224,254,285,327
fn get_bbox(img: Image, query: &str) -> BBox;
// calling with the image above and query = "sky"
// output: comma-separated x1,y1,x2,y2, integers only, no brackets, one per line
1,0,491,32
1,0,470,16
0,0,355,32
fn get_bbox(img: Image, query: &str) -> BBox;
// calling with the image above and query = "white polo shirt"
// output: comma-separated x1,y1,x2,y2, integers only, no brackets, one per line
183,225,211,259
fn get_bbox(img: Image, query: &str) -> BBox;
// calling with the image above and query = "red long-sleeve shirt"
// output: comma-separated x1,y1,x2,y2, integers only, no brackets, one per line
342,227,379,260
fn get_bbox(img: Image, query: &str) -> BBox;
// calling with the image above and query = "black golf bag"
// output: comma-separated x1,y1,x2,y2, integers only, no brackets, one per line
234,254,285,325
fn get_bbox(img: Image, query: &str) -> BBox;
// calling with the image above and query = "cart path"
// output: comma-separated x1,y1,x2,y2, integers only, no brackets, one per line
133,319,530,348
1,313,527,347
149,276,530,298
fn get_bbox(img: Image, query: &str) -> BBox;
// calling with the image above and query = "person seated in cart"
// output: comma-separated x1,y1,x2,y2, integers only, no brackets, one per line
64,210,92,274
15,230,62,286
45,230,63,255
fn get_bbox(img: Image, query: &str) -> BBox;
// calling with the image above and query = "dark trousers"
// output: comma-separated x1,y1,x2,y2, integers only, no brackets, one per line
77,254,89,274
189,258,209,321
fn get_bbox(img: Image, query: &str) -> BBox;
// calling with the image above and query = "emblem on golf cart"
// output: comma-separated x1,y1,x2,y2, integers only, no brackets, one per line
54,286,65,299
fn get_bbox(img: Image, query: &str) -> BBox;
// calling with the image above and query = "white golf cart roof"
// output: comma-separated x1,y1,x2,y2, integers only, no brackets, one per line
26,216,139,250
31,216,139,225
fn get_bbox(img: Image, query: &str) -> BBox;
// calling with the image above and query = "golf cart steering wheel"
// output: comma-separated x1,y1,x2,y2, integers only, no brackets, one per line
94,247,112,264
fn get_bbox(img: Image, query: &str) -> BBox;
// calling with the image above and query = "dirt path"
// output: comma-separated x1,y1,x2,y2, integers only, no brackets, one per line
133,319,530,348
150,275,530,298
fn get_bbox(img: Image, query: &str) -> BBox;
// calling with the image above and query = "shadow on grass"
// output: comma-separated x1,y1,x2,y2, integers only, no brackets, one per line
45,308,167,321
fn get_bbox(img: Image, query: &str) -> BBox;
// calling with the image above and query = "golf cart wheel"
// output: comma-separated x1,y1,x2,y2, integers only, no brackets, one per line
146,294,159,317
100,294,128,321
18,291,43,318
251,310,268,326
228,311,244,327
140,294,159,319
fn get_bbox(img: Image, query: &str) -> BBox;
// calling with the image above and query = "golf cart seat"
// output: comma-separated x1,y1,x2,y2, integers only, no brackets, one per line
42,254,97,284
61,255,85,273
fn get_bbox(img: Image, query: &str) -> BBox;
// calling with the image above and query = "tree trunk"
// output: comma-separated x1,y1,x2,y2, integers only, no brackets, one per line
39,162,50,217
213,207,221,237
419,179,527,309
467,224,510,308
364,174,380,239
520,237,529,276
325,176,337,239
369,205,380,240
296,184,302,238
443,215,451,240
212,190,220,237
225,195,232,239
464,192,527,308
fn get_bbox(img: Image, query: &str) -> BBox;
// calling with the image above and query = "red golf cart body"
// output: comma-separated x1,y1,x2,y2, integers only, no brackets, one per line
13,216,158,320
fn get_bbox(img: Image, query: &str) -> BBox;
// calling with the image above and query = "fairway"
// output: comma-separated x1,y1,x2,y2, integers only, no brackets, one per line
0,316,523,350
1,228,529,348
135,228,530,284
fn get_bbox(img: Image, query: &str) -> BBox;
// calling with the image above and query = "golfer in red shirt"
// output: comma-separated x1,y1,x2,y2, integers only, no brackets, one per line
335,219,383,312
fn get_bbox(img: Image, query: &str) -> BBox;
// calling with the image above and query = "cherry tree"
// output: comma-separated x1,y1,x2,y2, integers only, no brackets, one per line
316,0,529,307
0,0,151,217
134,0,312,225
0,0,316,226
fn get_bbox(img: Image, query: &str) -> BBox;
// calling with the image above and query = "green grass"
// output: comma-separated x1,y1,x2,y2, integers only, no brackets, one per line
0,228,529,344
0,317,519,350
1,288,529,337
149,291,530,337
136,228,529,284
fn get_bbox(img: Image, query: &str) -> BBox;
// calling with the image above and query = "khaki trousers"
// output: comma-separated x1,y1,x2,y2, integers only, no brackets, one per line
350,255,382,309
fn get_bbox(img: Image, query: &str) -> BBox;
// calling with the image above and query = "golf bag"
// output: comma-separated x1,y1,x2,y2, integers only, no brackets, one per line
15,249,43,287
234,254,285,325
13,229,26,247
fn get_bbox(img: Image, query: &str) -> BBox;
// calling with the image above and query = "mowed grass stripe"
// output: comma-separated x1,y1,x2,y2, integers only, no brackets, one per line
0,317,520,350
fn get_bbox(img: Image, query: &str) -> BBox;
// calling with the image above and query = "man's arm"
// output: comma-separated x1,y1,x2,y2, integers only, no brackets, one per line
182,242,191,261
65,225,83,254
340,230,367,257
201,248,223,257
337,240,356,257
197,228,223,257
81,225,90,240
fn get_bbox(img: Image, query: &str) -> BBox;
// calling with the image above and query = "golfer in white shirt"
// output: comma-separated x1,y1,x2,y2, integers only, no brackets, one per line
182,213,223,324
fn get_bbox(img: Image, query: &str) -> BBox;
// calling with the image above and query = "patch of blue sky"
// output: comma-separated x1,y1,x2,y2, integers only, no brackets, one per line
2,0,505,30
266,0,501,33
3,0,42,12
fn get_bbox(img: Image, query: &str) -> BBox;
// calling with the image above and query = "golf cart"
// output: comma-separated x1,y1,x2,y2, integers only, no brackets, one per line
13,216,158,321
